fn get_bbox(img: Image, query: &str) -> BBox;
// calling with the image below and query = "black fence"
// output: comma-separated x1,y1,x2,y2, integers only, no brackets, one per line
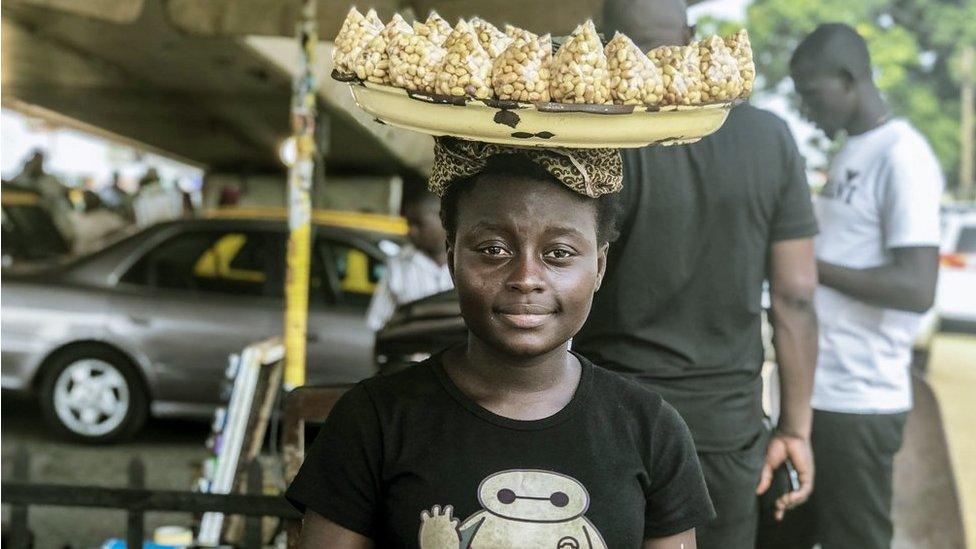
2,446,300,549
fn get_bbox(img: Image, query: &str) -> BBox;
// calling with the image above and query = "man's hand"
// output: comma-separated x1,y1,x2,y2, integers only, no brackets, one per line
756,433,814,521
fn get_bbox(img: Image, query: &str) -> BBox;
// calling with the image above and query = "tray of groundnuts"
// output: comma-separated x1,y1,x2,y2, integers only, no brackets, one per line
332,8,755,148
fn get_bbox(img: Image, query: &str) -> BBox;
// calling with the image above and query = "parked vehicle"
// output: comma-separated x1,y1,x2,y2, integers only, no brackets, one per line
1,182,72,265
937,207,976,331
374,289,465,374
1,209,405,442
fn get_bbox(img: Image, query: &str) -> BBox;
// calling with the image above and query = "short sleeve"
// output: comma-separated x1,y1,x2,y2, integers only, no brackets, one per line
881,140,943,249
285,384,383,538
643,400,716,539
770,124,818,242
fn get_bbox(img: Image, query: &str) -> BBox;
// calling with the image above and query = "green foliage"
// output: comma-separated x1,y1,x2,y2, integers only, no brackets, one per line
725,0,974,189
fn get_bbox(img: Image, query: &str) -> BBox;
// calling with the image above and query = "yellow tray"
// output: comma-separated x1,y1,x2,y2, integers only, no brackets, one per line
342,77,734,148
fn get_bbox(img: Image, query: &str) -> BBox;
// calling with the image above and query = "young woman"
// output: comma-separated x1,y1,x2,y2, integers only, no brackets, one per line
287,138,715,548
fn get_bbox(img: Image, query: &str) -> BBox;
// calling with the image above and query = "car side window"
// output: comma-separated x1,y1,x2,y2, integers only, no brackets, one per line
308,237,385,309
956,227,976,254
122,230,274,297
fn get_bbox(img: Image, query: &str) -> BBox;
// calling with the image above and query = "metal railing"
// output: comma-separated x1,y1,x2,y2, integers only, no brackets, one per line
1,446,300,549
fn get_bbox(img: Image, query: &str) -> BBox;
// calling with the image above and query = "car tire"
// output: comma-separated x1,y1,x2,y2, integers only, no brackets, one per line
38,346,148,443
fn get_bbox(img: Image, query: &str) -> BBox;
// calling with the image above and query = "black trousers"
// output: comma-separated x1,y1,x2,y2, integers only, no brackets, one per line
696,430,767,549
758,409,908,549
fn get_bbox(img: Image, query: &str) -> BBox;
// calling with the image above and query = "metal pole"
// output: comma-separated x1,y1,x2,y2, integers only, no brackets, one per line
284,0,318,389
960,45,974,201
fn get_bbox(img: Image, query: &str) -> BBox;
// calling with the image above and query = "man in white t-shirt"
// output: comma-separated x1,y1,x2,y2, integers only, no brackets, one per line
366,191,454,331
776,24,943,549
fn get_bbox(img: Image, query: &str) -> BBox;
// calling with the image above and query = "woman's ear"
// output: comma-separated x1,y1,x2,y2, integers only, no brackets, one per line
594,242,609,292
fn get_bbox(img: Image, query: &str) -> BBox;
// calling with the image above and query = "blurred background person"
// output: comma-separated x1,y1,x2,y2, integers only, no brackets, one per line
779,23,944,549
574,1,820,547
12,149,76,245
68,190,128,254
99,170,135,222
132,166,181,227
366,191,453,331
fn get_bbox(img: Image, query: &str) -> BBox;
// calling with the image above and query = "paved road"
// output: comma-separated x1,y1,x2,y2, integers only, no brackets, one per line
925,334,976,548
1,392,211,548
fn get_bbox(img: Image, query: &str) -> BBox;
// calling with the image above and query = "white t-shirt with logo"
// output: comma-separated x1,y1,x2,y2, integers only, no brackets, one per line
812,119,943,414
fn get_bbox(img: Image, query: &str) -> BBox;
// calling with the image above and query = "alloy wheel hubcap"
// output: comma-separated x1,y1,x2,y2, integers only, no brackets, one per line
53,359,130,437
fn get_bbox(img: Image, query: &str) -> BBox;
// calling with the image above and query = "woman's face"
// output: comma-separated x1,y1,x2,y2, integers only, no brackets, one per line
449,175,607,359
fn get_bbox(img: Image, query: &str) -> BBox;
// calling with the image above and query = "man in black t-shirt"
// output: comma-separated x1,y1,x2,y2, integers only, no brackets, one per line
573,1,820,547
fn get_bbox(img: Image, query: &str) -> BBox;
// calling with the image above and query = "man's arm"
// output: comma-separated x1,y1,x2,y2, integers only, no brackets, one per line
757,237,818,520
817,246,939,313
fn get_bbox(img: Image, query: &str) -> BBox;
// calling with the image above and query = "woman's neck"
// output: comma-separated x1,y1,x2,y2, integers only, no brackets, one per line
442,337,581,420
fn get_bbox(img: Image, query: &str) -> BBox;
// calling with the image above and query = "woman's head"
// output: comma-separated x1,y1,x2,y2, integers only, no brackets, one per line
439,153,620,359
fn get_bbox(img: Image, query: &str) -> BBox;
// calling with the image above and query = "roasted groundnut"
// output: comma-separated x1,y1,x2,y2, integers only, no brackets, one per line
725,29,755,97
354,14,412,84
388,27,446,93
698,35,743,102
648,44,704,106
413,11,451,46
491,32,552,102
605,32,666,106
470,17,513,60
333,7,383,76
550,20,613,104
436,20,493,99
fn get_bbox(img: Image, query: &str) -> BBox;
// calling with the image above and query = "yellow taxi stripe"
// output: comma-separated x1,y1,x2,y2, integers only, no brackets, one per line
205,207,408,235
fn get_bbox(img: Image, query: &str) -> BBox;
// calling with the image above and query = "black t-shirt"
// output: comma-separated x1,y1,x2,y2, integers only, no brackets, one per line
286,353,714,548
573,104,818,453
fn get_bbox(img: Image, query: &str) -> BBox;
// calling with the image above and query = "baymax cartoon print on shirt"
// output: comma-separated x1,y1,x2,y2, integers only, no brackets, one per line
418,469,608,549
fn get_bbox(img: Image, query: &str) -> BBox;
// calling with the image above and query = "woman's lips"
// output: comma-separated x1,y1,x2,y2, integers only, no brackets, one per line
498,313,553,329
496,304,555,329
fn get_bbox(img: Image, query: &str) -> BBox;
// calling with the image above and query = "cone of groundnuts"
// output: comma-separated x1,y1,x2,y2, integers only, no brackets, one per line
387,23,446,92
605,32,666,106
697,35,743,102
550,21,613,104
332,7,383,77
647,44,704,106
492,29,553,102
334,8,755,107
436,20,494,99
355,13,412,84
725,29,755,96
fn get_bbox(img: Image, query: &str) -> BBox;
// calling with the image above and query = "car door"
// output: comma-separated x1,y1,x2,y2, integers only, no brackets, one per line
109,227,283,406
302,233,387,385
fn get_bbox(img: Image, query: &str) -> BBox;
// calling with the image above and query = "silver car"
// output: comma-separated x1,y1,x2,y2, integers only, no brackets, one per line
2,212,400,442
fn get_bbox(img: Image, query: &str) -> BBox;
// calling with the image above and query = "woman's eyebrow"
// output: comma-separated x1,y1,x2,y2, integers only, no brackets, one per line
544,225,588,239
465,221,511,234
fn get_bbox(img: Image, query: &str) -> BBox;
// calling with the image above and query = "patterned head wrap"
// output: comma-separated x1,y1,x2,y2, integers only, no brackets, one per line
428,137,623,198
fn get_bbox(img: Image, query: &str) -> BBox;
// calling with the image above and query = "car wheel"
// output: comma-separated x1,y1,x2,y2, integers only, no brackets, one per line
39,346,148,443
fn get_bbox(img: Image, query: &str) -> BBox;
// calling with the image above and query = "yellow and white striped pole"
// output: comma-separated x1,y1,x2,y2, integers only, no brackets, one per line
283,0,318,389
